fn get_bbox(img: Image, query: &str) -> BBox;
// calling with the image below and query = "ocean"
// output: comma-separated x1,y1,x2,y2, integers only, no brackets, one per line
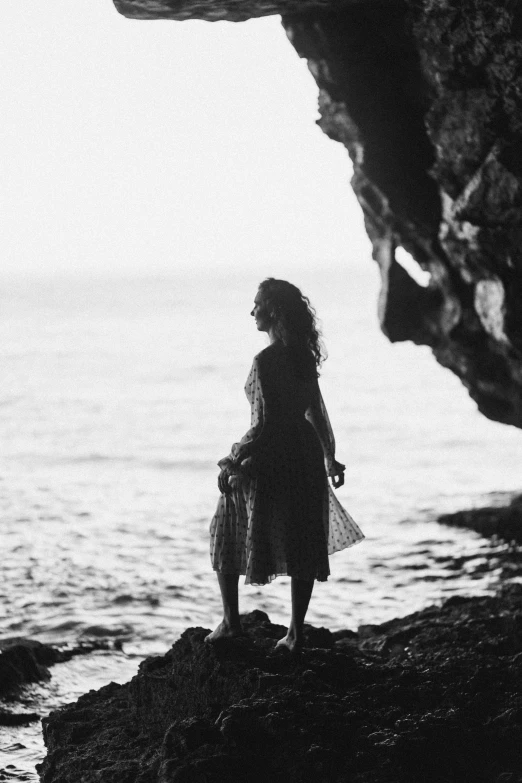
1,266,521,778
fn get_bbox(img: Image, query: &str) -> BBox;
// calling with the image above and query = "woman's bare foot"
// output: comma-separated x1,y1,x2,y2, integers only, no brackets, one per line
204,620,243,643
274,632,303,654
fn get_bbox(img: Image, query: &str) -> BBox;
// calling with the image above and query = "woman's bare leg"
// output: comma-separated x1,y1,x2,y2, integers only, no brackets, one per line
275,577,314,652
204,573,243,642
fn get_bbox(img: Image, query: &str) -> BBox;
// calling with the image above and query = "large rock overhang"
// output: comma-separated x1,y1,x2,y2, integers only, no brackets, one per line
113,0,522,429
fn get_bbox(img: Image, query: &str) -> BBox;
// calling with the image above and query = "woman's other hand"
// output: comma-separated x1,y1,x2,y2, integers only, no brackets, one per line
218,468,232,494
218,464,242,494
228,473,241,490
331,460,345,489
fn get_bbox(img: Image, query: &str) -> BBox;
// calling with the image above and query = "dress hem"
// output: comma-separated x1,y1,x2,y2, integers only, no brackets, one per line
211,534,364,586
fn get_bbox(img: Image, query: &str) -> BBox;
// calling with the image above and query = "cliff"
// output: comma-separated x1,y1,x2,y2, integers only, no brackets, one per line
113,0,522,429
37,592,522,782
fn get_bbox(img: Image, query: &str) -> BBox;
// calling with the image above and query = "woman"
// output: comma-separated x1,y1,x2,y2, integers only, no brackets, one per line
206,278,364,651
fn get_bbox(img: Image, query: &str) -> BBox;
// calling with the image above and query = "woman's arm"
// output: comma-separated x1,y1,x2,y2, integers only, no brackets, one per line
231,352,281,463
217,354,279,494
217,352,277,477
305,379,345,488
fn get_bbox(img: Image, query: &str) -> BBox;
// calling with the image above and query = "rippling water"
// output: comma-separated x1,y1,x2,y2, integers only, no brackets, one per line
1,268,521,778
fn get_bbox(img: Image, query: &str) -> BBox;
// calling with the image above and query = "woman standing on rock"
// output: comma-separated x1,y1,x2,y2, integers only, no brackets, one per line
206,278,364,651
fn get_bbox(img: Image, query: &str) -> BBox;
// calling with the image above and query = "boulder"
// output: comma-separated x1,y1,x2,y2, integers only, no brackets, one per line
0,640,58,697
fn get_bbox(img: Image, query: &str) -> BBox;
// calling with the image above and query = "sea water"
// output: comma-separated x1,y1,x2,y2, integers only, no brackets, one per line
1,267,521,778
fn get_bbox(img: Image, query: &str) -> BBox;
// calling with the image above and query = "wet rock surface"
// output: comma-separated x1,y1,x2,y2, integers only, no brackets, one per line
0,640,111,698
0,641,58,698
112,0,522,429
439,494,522,545
0,639,110,726
38,592,522,782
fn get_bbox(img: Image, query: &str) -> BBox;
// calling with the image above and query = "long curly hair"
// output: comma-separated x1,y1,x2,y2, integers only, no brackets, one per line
258,278,326,378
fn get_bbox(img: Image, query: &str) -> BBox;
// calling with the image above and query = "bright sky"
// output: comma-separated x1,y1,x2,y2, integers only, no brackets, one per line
1,0,372,277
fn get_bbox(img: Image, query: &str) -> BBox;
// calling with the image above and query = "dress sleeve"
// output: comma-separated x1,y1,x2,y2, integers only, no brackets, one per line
305,379,337,476
217,355,266,469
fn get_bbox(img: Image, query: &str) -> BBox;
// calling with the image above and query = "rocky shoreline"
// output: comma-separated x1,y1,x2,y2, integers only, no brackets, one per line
35,586,522,783
3,495,521,782
0,639,110,727
438,494,522,546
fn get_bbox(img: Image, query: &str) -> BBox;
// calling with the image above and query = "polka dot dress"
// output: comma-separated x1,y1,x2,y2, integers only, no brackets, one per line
210,343,364,585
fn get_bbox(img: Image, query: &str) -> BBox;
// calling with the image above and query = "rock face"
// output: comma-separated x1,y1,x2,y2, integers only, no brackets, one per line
113,0,522,429
284,0,522,428
38,595,522,783
113,1,376,23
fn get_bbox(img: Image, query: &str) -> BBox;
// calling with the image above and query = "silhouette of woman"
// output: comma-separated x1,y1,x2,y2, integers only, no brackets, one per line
206,278,364,651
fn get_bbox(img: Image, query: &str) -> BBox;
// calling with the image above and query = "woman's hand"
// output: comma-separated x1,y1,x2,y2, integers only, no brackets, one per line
218,468,232,495
228,473,241,490
331,460,345,489
218,462,242,494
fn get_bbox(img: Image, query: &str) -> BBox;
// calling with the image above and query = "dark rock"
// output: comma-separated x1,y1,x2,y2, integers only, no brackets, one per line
112,0,363,23
0,641,54,696
438,493,522,544
283,1,522,428
0,638,111,697
112,0,522,429
38,592,522,782
0,708,41,725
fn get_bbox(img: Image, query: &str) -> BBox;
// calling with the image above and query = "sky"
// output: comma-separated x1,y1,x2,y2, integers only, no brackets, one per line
1,0,373,278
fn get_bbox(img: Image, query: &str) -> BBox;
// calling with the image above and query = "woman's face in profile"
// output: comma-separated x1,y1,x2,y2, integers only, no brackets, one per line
251,291,271,332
